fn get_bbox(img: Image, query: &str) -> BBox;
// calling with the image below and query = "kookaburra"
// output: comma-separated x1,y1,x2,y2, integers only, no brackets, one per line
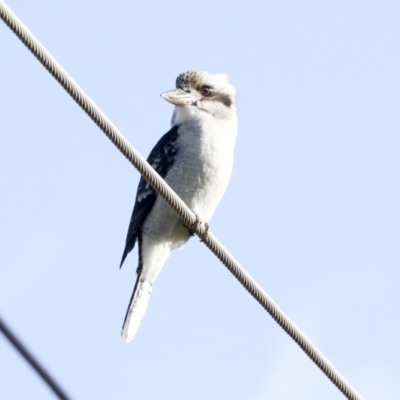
120,70,238,342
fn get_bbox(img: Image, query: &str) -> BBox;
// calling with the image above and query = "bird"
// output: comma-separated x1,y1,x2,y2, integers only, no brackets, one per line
120,70,238,342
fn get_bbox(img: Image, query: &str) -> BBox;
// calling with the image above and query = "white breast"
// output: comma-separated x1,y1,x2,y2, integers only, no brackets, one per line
169,106,237,219
142,105,237,254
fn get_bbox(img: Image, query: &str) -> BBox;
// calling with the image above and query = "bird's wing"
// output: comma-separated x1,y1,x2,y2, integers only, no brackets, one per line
120,125,180,267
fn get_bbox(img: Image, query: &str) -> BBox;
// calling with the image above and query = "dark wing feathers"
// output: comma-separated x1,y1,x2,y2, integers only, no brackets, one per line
120,125,180,267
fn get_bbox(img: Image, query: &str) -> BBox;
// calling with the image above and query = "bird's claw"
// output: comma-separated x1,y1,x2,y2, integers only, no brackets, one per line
199,221,209,242
187,213,209,241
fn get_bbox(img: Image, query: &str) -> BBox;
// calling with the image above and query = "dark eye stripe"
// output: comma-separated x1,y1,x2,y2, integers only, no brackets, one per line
194,83,233,107
213,93,232,108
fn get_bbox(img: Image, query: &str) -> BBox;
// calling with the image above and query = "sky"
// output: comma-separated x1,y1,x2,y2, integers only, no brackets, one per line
1,1,399,399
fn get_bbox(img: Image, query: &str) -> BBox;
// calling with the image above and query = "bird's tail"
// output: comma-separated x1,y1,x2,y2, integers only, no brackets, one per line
122,276,153,343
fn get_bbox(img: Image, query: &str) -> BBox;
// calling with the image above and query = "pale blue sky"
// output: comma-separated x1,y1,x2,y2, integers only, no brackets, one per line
1,1,399,399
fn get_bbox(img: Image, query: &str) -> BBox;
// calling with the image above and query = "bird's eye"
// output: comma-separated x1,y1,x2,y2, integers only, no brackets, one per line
201,86,212,97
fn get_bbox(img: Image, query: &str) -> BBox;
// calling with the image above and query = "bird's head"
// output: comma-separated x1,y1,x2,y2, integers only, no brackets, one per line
161,70,236,123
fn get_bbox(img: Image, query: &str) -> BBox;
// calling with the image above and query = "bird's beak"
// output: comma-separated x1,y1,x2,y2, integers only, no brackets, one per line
161,89,198,106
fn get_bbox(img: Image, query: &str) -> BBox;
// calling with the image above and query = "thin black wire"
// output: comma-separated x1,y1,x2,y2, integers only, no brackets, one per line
0,315,71,400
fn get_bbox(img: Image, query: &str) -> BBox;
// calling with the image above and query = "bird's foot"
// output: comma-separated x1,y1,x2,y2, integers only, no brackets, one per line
187,213,209,241
198,221,209,242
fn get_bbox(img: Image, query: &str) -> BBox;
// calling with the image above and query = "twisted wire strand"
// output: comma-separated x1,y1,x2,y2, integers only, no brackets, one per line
0,2,363,399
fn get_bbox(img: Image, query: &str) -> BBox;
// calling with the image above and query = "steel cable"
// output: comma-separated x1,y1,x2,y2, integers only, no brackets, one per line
0,2,363,399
